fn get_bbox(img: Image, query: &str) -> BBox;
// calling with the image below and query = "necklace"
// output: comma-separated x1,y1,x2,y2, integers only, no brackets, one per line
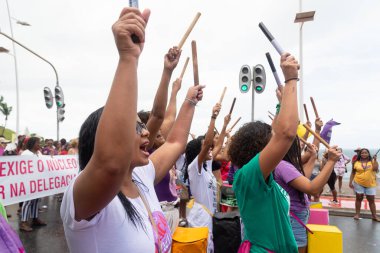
361,161,369,170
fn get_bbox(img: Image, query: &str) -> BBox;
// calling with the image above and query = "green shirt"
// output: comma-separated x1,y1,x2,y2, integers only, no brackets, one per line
0,201,7,221
233,153,298,253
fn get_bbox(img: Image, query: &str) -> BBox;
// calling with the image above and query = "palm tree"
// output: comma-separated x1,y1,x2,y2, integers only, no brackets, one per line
0,97,13,136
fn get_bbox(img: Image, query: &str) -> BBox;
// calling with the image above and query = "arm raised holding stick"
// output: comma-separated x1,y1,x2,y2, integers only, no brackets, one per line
178,12,201,50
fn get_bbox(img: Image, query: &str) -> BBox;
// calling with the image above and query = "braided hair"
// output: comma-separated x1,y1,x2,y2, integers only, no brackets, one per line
280,136,306,205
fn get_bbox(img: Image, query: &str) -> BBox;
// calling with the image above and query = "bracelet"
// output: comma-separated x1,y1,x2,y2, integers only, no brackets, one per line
185,98,197,106
211,115,217,119
276,103,281,115
285,77,299,83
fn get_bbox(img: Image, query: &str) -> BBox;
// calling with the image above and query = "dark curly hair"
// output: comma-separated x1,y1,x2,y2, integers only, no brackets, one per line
228,121,272,168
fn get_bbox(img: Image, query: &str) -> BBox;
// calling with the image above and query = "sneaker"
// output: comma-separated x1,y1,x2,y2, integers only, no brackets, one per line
32,218,47,226
19,221,33,232
329,200,339,205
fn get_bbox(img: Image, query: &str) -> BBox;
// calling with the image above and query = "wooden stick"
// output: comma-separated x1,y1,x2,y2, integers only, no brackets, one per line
230,117,241,130
310,97,319,118
191,41,199,86
229,97,236,115
299,136,308,145
268,111,275,118
303,123,330,148
268,115,274,121
179,57,190,79
178,12,202,50
214,127,219,135
303,104,310,122
218,87,227,104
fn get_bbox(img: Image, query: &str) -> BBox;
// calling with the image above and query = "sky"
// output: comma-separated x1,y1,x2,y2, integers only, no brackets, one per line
0,0,379,150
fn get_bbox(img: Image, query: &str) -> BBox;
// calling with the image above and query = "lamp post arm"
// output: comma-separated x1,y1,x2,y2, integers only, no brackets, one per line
0,31,59,86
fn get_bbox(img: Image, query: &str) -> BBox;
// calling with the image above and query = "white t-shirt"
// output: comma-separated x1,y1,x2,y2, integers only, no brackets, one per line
60,160,172,253
188,156,217,214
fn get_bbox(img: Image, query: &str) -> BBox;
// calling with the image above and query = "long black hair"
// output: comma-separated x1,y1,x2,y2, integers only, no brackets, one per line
357,148,372,161
279,136,306,205
78,107,144,229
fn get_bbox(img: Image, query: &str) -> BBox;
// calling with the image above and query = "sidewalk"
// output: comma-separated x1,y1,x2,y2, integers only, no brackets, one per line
319,182,380,218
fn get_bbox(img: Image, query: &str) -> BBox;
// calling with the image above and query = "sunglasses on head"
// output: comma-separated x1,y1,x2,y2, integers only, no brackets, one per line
136,121,147,135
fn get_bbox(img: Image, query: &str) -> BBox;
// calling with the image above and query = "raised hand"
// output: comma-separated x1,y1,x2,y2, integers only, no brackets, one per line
164,47,182,71
212,103,222,118
185,85,205,105
172,78,182,93
305,143,318,158
224,114,231,126
112,8,150,59
315,118,323,132
280,53,299,82
327,146,342,162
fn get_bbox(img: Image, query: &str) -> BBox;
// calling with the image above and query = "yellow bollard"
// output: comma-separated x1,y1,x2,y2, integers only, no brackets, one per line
307,225,343,253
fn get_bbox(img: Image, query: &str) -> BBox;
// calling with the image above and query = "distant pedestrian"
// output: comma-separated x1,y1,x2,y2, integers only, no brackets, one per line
349,148,380,221
334,148,350,194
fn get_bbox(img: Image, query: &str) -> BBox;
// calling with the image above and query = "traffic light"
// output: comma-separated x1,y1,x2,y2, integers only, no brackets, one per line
43,87,53,109
58,104,65,122
252,64,266,94
54,86,64,108
239,65,252,93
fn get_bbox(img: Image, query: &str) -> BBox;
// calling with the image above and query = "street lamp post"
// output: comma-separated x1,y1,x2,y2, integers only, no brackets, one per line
294,10,315,122
0,31,62,141
3,0,20,136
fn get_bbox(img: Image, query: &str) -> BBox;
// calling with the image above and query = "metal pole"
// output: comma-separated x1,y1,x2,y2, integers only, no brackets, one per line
251,83,255,121
299,23,304,122
298,0,304,122
57,108,59,141
0,30,60,140
4,0,20,135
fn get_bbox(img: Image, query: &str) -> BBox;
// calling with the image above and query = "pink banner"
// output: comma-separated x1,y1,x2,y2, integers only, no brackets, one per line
0,155,79,206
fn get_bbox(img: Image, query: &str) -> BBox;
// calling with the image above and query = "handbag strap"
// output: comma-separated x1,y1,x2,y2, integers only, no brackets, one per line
136,184,162,253
290,211,314,234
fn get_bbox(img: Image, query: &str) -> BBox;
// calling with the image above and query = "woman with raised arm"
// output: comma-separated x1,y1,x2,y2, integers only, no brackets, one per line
60,7,204,253
349,148,380,221
273,139,341,253
228,53,299,253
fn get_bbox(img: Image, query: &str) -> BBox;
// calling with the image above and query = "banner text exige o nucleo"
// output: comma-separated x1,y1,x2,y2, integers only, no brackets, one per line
0,155,79,206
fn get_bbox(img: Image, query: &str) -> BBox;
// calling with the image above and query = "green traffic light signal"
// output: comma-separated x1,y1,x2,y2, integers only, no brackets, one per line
241,84,248,92
56,101,63,107
255,86,262,92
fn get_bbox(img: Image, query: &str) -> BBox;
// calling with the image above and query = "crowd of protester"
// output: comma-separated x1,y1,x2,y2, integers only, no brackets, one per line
0,5,379,253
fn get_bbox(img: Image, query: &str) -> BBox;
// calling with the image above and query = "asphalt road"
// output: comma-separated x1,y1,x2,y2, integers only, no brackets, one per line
5,196,380,253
